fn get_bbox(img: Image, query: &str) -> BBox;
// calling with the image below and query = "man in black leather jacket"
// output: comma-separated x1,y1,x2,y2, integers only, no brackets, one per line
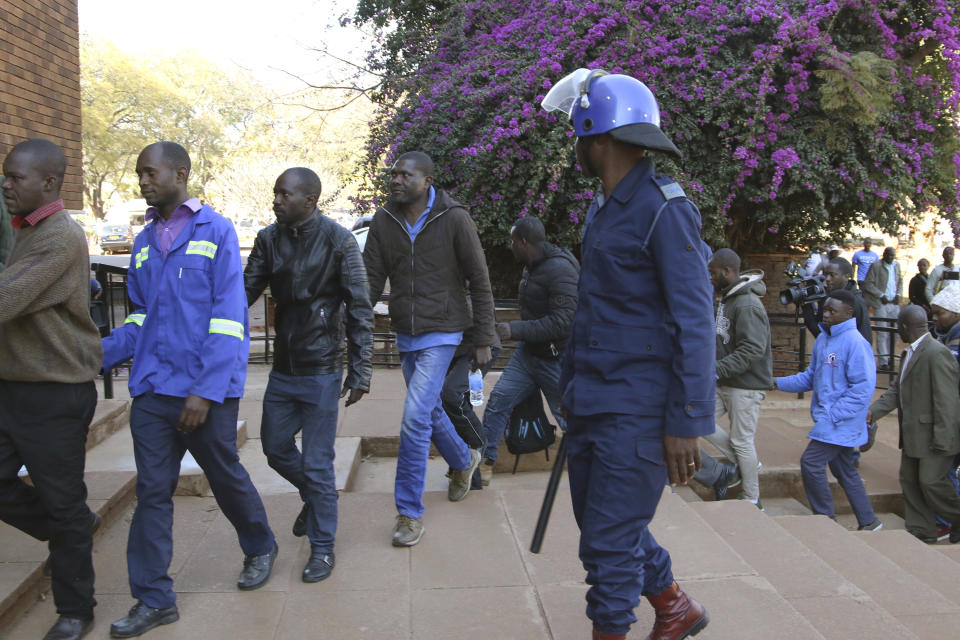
480,216,579,482
244,167,373,584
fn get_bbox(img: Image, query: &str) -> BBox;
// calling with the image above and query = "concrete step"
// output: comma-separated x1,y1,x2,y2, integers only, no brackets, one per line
0,470,136,631
82,420,248,496
692,501,915,639
240,436,362,495
776,514,960,637
855,529,960,608
510,487,826,639
86,399,129,450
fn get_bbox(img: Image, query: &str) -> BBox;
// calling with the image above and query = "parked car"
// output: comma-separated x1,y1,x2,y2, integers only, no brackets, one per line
99,223,133,254
351,215,373,231
352,227,368,252
235,218,261,249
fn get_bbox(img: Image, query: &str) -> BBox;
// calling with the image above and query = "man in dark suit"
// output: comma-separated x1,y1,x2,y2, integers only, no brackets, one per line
869,305,960,544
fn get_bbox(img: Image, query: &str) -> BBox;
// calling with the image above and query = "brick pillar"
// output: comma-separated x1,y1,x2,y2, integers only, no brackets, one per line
0,1,83,209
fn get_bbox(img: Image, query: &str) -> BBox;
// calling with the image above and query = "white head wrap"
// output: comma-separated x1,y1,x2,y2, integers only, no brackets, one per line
931,287,960,314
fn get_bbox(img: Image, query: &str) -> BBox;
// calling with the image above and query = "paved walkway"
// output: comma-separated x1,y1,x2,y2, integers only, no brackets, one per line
4,365,959,639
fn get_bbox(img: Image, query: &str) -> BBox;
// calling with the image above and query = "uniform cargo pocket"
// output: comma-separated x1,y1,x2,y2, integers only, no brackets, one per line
587,323,669,358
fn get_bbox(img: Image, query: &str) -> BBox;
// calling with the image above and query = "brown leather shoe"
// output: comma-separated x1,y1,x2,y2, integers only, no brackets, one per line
592,629,626,640
644,582,709,640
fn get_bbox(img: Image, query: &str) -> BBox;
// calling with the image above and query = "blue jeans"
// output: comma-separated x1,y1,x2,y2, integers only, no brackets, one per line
128,393,274,609
800,439,876,527
566,412,673,635
396,346,472,519
482,344,565,461
261,370,341,553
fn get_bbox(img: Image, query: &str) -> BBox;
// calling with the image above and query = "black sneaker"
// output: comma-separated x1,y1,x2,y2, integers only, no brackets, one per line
713,464,738,501
857,519,883,531
110,602,179,638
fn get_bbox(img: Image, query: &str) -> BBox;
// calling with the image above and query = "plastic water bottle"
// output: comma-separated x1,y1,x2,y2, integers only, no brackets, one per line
469,370,484,406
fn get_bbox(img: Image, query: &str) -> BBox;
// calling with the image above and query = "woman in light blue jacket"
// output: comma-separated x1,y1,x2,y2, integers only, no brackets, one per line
775,289,881,530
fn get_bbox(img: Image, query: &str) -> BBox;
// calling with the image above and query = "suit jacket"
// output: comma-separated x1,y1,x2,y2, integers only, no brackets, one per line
861,259,902,310
870,336,960,457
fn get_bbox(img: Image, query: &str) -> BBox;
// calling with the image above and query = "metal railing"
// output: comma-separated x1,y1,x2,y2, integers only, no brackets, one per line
90,266,906,400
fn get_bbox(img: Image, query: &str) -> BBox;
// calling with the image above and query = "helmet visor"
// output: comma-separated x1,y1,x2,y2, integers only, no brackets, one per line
541,68,594,117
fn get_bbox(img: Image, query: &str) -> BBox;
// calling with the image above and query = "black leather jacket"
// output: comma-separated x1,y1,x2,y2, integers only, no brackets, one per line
244,210,374,390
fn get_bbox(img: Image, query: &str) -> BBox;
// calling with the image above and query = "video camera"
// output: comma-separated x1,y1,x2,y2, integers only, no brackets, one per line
779,261,826,306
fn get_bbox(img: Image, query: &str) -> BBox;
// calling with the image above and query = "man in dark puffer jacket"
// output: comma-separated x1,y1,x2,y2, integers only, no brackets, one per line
480,216,579,483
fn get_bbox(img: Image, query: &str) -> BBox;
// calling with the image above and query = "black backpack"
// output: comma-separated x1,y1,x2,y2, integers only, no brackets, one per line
505,389,556,473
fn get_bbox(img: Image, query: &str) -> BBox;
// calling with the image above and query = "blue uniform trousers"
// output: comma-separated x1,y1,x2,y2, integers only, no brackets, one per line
260,370,341,553
566,412,674,635
128,392,275,609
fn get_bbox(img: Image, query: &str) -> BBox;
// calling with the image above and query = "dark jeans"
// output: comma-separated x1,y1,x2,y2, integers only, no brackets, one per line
440,350,498,450
0,379,97,619
800,439,876,526
261,370,341,553
128,393,274,609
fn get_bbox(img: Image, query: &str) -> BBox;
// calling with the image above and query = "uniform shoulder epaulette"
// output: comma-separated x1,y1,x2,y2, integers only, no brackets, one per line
651,175,686,201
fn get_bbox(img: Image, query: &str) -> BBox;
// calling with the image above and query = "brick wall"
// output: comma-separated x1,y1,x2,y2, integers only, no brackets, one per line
744,252,813,375
0,0,83,209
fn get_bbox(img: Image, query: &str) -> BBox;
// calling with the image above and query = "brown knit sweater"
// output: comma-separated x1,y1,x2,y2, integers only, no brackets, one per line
0,210,102,383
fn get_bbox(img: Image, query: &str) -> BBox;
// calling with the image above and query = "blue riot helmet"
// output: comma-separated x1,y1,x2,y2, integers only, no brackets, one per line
541,68,682,158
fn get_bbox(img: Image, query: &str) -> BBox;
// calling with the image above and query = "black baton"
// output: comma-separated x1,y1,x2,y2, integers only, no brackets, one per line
530,435,567,554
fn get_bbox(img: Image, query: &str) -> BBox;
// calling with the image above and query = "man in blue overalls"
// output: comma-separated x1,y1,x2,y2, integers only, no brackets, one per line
103,142,276,638
542,70,716,640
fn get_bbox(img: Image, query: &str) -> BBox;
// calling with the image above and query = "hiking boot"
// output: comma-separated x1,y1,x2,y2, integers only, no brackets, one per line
644,581,709,640
448,448,482,502
392,514,424,547
857,519,883,531
713,463,738,501
480,458,494,486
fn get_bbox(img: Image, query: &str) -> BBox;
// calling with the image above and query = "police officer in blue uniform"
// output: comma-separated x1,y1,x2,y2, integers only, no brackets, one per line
543,70,715,640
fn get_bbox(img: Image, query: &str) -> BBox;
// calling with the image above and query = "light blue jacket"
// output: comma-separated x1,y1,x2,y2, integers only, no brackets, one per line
777,317,875,447
102,204,249,402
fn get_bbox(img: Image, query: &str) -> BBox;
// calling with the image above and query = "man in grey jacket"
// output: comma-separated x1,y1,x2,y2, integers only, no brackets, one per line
861,246,902,370
696,248,773,507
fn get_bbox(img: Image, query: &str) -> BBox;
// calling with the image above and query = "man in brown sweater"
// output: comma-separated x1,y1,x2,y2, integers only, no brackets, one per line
0,139,103,640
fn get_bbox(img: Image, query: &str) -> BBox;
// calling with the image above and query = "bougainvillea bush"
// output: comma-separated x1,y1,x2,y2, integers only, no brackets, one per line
353,0,960,289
